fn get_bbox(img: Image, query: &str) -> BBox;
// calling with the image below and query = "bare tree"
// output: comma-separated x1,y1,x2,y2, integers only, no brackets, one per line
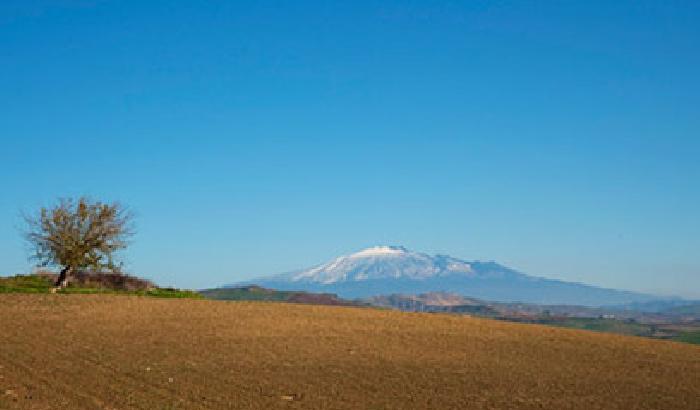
23,197,134,291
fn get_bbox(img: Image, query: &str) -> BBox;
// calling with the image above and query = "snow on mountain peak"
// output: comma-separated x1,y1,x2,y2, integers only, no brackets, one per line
350,246,407,258
287,245,477,284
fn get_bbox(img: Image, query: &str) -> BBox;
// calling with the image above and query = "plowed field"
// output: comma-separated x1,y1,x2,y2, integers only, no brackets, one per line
1,294,698,409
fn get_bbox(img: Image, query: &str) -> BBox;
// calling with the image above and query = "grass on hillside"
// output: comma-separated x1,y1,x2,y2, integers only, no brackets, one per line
540,317,654,337
0,274,201,299
675,330,700,344
531,316,700,345
199,285,298,301
0,274,53,293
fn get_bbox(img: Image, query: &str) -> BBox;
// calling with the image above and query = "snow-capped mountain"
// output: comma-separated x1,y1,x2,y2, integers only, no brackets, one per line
232,246,668,306
289,246,475,284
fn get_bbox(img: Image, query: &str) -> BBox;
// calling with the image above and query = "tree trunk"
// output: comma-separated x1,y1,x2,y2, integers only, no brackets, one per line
54,266,72,290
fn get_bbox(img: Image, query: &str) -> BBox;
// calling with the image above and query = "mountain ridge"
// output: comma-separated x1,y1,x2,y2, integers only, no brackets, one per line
231,246,677,306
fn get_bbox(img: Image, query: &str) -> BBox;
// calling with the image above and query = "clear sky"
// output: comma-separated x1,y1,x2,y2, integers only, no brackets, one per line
1,1,698,297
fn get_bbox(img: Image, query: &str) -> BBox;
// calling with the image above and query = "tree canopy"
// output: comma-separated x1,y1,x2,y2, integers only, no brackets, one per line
24,197,133,276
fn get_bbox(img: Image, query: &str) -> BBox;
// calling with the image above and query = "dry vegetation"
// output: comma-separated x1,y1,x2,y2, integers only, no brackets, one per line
1,294,699,410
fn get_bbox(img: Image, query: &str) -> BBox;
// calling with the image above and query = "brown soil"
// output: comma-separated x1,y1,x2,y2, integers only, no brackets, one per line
0,294,698,410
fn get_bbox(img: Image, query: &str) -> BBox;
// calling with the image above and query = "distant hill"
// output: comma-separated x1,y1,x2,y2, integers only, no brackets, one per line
199,285,360,306
366,291,700,344
661,302,700,317
367,292,501,316
233,246,673,306
606,299,700,313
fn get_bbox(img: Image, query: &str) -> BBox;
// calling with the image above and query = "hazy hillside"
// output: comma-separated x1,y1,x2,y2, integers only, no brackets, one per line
367,291,700,344
662,302,700,316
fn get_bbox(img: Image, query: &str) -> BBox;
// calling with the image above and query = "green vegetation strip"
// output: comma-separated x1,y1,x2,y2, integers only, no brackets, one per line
0,274,201,299
674,330,700,345
199,286,297,301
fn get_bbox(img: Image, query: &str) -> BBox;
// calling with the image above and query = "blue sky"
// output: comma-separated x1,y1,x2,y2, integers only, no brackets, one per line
1,1,698,297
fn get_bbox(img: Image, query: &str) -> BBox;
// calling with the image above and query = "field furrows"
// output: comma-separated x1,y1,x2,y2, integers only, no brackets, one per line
1,294,699,409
